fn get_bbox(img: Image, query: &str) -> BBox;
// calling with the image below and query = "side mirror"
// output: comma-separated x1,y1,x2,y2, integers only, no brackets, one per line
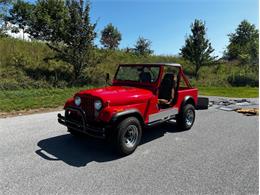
105,73,110,85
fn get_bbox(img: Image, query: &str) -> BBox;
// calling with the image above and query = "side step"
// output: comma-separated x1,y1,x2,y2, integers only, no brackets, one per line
146,116,175,127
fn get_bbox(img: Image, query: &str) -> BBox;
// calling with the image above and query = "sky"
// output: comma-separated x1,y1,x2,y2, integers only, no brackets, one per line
89,0,258,56
26,0,259,56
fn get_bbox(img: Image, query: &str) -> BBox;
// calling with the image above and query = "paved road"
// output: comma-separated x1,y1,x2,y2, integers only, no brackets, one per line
0,103,258,194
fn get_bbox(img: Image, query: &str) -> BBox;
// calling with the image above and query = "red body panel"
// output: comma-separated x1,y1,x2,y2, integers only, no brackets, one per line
64,64,198,125
174,88,198,112
77,86,153,106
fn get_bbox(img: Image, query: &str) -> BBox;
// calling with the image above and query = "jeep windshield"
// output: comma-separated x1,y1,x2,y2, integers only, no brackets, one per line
115,65,160,83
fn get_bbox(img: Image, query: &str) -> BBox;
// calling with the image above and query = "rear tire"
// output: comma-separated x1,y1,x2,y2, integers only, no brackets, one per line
177,104,195,130
114,117,142,155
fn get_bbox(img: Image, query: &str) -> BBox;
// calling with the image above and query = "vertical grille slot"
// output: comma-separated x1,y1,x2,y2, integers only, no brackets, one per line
82,94,95,121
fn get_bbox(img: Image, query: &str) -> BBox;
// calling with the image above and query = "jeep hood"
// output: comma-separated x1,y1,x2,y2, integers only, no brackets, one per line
77,86,153,106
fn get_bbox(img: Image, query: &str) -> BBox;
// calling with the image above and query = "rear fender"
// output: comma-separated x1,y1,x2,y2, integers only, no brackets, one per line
180,96,196,111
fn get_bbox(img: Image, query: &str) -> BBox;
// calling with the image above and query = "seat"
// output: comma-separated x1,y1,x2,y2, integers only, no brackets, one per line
158,73,175,107
139,72,151,83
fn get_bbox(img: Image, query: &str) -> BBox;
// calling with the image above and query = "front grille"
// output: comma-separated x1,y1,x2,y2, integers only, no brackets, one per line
65,110,84,127
81,94,95,121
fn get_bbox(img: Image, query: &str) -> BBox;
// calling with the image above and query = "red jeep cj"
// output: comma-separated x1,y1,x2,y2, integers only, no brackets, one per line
58,63,198,155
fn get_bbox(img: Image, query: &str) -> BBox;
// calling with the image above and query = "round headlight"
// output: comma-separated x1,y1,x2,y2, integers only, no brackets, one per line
94,100,102,111
74,96,81,106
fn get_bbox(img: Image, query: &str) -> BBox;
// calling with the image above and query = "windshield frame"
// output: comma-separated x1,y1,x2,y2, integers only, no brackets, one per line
113,64,162,86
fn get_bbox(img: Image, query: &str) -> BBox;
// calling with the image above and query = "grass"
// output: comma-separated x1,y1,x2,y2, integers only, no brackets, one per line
0,87,90,112
0,86,258,113
199,87,259,98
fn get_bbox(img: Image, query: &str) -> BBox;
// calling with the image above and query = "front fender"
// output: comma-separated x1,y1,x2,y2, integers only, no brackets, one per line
98,106,144,124
64,98,75,109
110,109,143,124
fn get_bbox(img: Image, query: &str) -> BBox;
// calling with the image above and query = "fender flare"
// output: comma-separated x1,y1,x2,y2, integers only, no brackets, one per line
110,109,144,125
181,96,196,110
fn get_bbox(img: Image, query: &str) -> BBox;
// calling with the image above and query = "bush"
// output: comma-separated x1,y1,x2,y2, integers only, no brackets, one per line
0,78,52,90
0,79,21,90
228,73,259,87
83,66,106,85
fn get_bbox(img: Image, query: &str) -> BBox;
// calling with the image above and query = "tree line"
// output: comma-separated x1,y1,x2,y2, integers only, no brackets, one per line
0,0,258,82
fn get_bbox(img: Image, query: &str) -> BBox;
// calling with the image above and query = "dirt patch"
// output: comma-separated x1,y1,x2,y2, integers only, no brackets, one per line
236,108,259,116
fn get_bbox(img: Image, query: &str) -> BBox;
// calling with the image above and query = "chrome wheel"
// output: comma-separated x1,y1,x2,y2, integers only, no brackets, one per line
185,109,194,126
123,125,139,148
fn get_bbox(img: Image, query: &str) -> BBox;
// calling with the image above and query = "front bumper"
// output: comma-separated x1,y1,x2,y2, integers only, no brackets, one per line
57,106,108,139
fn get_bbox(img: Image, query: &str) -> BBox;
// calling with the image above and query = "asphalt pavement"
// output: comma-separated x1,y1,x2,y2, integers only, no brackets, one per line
0,99,259,194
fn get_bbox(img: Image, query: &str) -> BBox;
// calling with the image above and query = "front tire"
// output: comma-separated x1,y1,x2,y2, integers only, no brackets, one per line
177,104,195,130
114,117,142,155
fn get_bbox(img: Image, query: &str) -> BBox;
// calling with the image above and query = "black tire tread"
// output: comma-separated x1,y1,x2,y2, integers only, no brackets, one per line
177,104,195,130
115,117,142,155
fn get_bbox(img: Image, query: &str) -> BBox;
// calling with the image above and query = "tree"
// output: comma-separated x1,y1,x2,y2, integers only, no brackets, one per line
226,20,259,65
180,19,216,79
0,0,12,22
27,0,97,82
28,0,68,42
5,0,34,40
100,23,121,49
134,36,153,56
0,0,13,37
